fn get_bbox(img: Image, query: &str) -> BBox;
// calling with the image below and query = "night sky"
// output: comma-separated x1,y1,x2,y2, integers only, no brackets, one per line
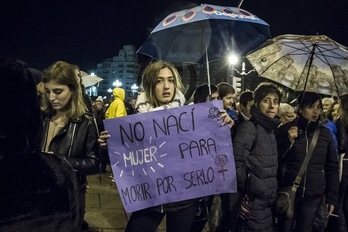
1,0,347,71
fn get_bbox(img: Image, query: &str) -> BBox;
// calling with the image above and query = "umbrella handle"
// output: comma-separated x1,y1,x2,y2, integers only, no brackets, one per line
302,43,317,92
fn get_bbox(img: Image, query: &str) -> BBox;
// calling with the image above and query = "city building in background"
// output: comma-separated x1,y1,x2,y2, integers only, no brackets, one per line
95,45,140,99
85,45,268,102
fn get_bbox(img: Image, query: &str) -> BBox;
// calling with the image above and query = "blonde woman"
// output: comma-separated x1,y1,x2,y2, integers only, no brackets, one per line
99,61,233,232
278,103,296,125
41,61,100,230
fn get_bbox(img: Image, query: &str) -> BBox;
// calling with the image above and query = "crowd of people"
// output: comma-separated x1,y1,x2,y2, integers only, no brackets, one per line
0,57,346,232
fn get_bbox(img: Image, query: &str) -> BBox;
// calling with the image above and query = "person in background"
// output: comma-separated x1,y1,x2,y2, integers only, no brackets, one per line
104,87,127,181
0,57,81,232
232,90,254,138
237,91,254,121
322,97,335,115
40,60,100,230
323,100,340,153
93,98,106,131
233,82,282,232
190,84,234,232
93,98,109,173
330,100,340,120
334,95,348,231
124,98,137,115
105,87,127,118
193,84,220,103
217,82,238,122
216,90,254,232
278,103,296,125
276,92,339,232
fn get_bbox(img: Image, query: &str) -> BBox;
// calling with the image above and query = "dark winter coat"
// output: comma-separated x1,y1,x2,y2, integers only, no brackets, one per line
41,113,100,186
336,118,348,179
277,115,339,206
0,152,81,232
233,106,280,231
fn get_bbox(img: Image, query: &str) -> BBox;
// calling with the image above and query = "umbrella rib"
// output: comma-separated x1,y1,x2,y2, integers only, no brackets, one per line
314,45,348,64
256,41,312,76
283,42,348,65
276,40,314,90
327,64,340,95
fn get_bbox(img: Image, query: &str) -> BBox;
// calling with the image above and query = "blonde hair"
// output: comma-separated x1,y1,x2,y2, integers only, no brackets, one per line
41,61,86,119
141,60,184,108
278,103,295,116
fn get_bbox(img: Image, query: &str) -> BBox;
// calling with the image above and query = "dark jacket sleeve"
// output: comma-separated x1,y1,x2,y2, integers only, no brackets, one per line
276,123,293,159
67,116,100,175
323,127,340,206
232,121,256,192
336,118,347,154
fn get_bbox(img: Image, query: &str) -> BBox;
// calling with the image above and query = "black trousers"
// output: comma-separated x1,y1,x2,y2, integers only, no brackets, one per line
277,196,321,232
125,204,197,232
328,176,348,231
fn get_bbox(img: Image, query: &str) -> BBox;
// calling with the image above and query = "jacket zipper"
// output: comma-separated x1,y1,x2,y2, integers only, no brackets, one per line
67,124,77,157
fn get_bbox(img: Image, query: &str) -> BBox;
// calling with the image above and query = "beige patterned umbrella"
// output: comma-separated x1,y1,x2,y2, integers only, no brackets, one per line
81,72,103,87
246,34,348,96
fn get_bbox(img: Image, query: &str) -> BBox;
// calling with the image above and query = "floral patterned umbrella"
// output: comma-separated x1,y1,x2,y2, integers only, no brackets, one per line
137,4,271,95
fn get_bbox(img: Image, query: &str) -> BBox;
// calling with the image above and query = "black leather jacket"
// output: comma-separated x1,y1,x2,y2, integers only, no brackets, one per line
41,113,100,185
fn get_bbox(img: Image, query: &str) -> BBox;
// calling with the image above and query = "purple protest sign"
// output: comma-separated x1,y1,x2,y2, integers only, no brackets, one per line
103,100,237,213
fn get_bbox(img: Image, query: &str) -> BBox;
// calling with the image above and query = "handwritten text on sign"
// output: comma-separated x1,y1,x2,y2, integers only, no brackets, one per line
104,101,237,213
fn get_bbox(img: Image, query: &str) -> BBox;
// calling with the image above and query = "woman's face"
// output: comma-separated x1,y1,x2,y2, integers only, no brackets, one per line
155,67,175,106
280,111,296,124
222,93,235,109
331,103,340,120
258,92,279,118
208,92,220,102
44,80,72,112
300,100,321,122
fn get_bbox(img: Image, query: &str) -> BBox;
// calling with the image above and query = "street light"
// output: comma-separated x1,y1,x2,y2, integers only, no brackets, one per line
131,84,139,96
113,79,122,87
228,54,255,93
228,54,255,76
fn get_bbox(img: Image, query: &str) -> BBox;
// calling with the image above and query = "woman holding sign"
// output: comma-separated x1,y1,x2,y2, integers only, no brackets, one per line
127,61,198,232
232,82,282,232
99,60,234,232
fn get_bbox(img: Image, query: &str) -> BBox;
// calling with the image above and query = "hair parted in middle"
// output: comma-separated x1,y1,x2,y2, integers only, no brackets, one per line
141,60,184,108
41,61,87,119
253,82,282,108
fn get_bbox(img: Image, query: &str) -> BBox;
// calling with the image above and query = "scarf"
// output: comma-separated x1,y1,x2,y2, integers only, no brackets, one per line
136,89,186,113
250,105,280,131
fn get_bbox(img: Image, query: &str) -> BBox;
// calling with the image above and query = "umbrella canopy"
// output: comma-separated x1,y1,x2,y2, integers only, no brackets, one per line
246,34,348,97
137,4,271,64
81,73,103,87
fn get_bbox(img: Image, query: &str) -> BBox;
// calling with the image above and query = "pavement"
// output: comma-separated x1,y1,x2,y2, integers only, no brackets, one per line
84,165,166,232
84,166,346,232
